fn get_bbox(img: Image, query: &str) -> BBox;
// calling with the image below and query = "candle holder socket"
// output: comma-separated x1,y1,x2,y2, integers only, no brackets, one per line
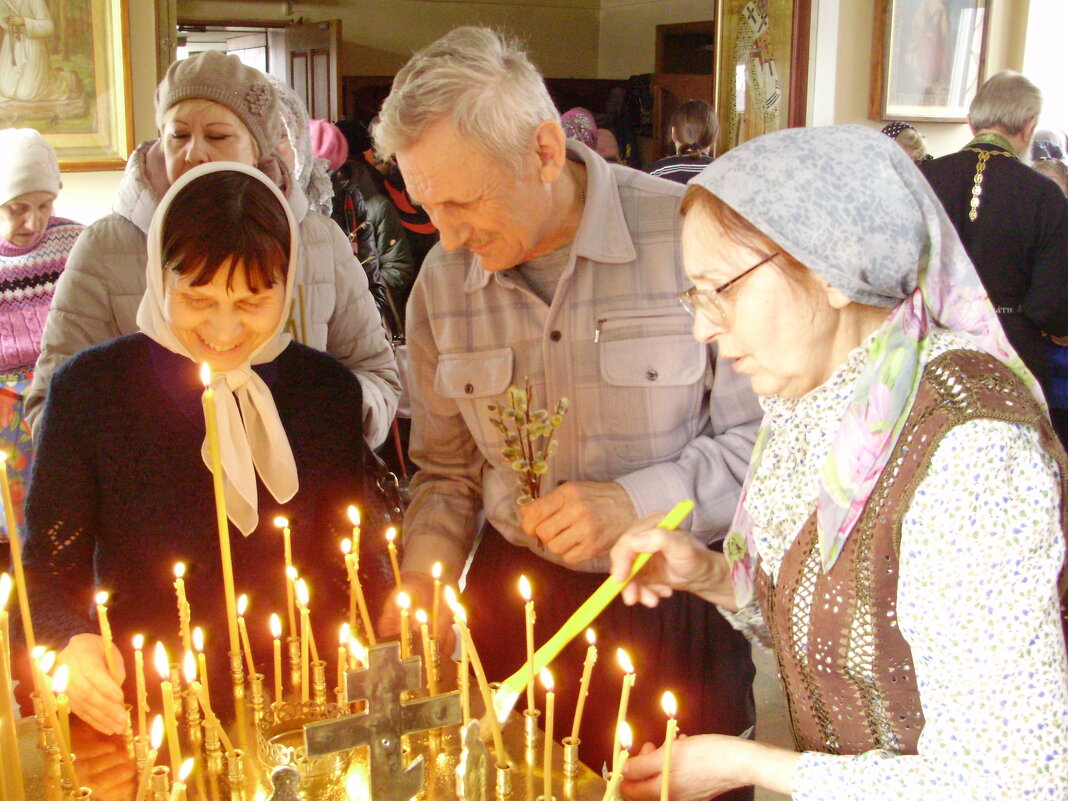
494,762,512,800
311,659,328,712
183,688,203,743
286,636,301,696
168,665,184,718
250,672,266,725
561,736,580,778
149,764,171,801
227,748,245,796
133,735,147,772
31,691,48,750
229,650,246,699
70,788,92,799
523,708,541,750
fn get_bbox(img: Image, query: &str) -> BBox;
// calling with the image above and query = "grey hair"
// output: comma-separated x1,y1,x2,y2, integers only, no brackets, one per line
373,26,560,175
969,71,1042,135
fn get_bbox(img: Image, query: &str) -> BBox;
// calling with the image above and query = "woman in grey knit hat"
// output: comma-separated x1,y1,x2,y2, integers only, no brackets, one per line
25,51,399,448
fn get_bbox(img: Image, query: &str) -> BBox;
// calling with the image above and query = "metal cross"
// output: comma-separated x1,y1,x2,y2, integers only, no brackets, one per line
304,641,462,801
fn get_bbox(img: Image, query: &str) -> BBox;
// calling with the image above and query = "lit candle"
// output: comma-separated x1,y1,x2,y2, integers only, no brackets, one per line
173,563,192,654
0,574,24,800
457,592,470,725
154,641,182,771
342,532,376,646
201,363,242,665
397,592,411,660
348,636,367,669
570,628,597,742
385,527,402,588
541,668,555,801
53,663,71,748
416,609,437,695
613,649,635,758
431,562,443,643
347,505,362,556
274,516,297,638
132,634,148,741
341,538,356,629
446,587,506,766
95,590,119,681
183,651,233,754
192,627,211,704
296,578,310,703
660,691,678,801
237,594,256,678
337,623,349,697
38,656,77,787
519,575,536,714
168,757,194,801
270,614,283,703
0,452,36,653
134,715,164,801
601,723,632,801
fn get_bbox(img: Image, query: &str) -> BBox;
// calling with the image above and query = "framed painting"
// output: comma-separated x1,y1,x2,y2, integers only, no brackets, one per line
713,0,811,154
0,0,134,170
870,0,990,122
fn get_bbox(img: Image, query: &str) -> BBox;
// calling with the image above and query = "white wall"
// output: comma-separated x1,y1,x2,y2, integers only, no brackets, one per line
1023,0,1068,133
597,0,711,78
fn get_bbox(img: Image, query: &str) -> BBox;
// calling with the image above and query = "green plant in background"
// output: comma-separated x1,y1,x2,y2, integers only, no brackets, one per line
488,379,569,505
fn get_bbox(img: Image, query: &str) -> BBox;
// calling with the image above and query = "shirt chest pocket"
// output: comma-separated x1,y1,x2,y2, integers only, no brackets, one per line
435,348,515,449
597,311,707,387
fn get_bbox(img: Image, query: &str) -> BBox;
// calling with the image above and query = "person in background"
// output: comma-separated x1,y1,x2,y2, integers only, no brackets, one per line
0,128,82,533
25,52,399,447
561,107,598,150
267,74,335,217
1032,127,1067,162
1035,156,1068,195
881,121,932,164
648,100,720,183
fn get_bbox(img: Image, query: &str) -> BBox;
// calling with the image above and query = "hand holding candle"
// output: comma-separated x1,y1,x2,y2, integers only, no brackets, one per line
660,691,678,801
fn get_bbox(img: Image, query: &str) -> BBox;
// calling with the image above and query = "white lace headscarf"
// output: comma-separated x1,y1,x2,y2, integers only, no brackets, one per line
266,75,334,215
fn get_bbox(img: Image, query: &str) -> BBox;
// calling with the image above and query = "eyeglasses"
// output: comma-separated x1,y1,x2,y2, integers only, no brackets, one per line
678,251,780,325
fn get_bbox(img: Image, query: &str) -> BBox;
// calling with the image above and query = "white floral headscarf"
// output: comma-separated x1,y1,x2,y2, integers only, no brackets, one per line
690,125,1042,604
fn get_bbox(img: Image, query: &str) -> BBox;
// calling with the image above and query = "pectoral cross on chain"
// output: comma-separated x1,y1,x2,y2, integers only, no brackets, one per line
304,641,462,801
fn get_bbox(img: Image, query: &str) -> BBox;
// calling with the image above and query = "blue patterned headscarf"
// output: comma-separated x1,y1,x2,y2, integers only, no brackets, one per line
690,125,1040,603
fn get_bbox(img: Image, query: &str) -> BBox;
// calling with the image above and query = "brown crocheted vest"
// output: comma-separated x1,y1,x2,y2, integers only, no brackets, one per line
755,348,1068,756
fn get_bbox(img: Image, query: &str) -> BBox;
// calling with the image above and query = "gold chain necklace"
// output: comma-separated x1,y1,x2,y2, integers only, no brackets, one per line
962,136,1016,222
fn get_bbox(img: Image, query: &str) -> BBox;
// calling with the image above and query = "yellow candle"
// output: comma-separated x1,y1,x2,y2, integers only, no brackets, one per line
570,628,597,742
169,757,194,801
274,516,297,638
660,692,678,801
154,642,182,770
132,634,148,741
201,364,241,663
297,580,310,703
39,665,77,787
385,527,402,588
184,651,233,754
613,649,635,758
416,610,437,695
53,664,72,748
397,592,411,660
0,453,35,653
541,668,555,801
95,590,119,681
297,579,318,663
192,627,211,704
347,505,362,554
0,579,24,801
341,538,356,628
337,623,349,696
446,588,506,766
602,723,632,801
270,614,283,702
134,715,164,801
431,562,443,643
237,594,256,678
348,636,367,669
173,563,192,655
458,592,470,725
519,575,536,714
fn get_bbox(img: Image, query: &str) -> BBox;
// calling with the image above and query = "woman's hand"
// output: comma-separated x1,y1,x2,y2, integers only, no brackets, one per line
57,633,128,736
70,723,136,801
609,514,733,609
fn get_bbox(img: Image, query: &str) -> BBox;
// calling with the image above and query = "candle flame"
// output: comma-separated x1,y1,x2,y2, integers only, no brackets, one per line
618,722,633,750
285,565,297,581
296,578,310,608
415,609,427,625
444,585,458,611
432,562,442,580
662,690,677,718
177,758,194,782
183,650,197,683
0,573,11,609
150,714,164,750
339,622,350,645
52,664,69,694
0,451,7,463
39,651,55,673
173,562,185,579
518,574,531,602
31,645,44,660
200,362,211,387
153,641,169,679
340,538,352,555
540,667,554,692
347,506,360,526
94,590,109,605
133,633,144,650
452,601,468,625
237,593,248,617
585,628,596,646
193,626,205,653
396,591,410,611
385,526,397,544
616,648,634,674
348,637,367,665
273,516,289,529
270,613,282,639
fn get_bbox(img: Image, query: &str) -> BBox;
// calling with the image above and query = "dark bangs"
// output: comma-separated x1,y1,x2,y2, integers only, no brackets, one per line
161,170,291,293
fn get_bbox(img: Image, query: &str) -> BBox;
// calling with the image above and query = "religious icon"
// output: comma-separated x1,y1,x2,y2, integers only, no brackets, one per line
728,0,782,149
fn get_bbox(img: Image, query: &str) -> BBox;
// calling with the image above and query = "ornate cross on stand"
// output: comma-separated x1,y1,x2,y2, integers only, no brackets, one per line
304,641,462,801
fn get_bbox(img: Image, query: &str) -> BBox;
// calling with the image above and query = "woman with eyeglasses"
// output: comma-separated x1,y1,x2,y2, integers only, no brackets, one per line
611,125,1068,800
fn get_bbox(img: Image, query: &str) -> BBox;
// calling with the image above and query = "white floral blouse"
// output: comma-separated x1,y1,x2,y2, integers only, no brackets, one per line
731,329,1068,800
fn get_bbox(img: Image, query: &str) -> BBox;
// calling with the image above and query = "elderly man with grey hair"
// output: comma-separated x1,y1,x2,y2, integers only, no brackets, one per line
374,26,761,788
920,70,1068,421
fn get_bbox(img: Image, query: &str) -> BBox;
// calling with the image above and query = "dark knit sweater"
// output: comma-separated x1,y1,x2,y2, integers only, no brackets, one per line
0,217,83,374
23,334,390,694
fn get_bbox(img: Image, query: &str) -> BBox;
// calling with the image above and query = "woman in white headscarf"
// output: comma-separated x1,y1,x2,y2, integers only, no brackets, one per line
22,163,390,735
610,125,1068,800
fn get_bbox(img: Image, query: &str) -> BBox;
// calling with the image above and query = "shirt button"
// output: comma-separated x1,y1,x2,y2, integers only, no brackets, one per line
464,383,474,394
550,330,562,342
646,369,658,382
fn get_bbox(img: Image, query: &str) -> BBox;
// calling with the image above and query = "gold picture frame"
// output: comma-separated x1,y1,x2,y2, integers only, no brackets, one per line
0,0,134,170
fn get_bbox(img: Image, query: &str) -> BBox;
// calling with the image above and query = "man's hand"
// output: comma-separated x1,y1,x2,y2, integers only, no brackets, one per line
56,633,127,736
376,571,457,657
518,481,637,564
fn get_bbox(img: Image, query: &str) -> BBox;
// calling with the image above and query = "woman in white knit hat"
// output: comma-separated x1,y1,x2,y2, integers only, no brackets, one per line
0,128,82,530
